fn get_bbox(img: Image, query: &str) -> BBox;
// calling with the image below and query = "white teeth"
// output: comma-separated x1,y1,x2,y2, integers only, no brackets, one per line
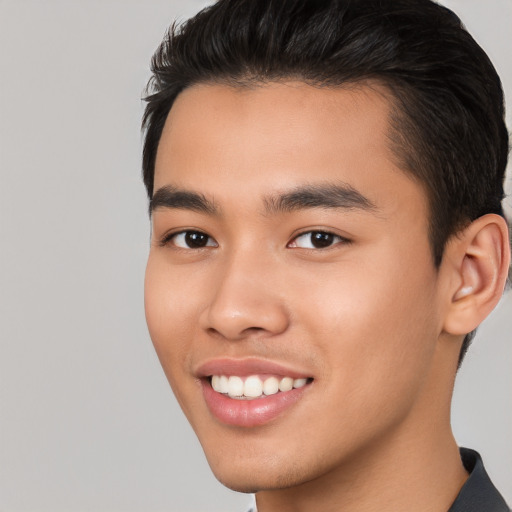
244,376,263,397
279,377,293,392
212,374,310,398
219,375,229,394
293,378,307,389
211,375,221,392
263,376,279,396
227,376,244,398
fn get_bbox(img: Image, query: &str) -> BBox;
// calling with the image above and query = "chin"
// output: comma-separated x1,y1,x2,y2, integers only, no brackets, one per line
204,451,271,492
204,447,316,493
216,477,260,494
213,470,299,494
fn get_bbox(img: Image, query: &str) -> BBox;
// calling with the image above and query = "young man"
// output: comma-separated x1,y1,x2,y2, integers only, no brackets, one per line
142,0,510,510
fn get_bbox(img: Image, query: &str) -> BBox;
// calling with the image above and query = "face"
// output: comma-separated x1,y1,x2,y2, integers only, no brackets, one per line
145,82,448,492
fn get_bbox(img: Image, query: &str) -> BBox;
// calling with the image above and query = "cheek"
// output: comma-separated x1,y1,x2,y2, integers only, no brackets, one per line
144,255,208,422
289,249,439,407
144,255,196,375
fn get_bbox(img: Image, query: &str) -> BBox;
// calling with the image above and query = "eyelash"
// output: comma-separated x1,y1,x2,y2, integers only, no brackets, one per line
159,230,217,249
159,229,351,250
287,230,351,249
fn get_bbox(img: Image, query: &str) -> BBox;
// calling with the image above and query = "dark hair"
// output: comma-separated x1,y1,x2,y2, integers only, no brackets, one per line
142,0,509,363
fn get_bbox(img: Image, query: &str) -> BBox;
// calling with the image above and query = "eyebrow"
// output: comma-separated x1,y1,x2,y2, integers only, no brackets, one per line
150,186,218,216
149,182,377,217
263,183,377,214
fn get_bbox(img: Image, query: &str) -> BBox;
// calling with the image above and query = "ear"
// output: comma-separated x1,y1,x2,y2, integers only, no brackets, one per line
442,214,511,336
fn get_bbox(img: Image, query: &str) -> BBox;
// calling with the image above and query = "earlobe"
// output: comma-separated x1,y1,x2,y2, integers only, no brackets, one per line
443,214,510,336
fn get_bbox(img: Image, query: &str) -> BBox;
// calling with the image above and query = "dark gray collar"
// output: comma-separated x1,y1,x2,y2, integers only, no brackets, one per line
448,448,510,512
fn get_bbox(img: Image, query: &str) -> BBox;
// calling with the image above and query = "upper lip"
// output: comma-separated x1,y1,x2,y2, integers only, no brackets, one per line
194,357,313,379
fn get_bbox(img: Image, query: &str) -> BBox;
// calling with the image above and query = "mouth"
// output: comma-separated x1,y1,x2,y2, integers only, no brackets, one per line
209,374,312,400
196,359,314,427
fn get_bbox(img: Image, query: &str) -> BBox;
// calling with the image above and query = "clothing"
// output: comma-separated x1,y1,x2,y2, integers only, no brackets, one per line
247,448,510,512
448,448,510,512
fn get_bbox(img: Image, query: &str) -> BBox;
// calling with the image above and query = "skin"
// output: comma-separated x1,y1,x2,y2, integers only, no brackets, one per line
145,82,477,511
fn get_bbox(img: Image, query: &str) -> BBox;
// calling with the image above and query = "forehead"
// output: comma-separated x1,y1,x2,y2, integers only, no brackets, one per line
153,81,426,219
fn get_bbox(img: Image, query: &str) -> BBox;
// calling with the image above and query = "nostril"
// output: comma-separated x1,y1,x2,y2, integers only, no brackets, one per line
206,325,265,340
243,326,265,334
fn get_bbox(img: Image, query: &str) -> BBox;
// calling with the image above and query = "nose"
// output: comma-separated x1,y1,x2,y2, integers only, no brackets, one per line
199,251,290,341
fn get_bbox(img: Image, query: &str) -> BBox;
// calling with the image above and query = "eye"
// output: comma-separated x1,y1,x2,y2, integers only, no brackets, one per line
288,230,349,249
165,230,218,249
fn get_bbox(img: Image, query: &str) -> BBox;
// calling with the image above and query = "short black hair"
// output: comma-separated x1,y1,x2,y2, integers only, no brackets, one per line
142,0,509,362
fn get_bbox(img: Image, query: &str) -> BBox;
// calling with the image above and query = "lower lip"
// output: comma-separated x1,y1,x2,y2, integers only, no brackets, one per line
201,379,311,427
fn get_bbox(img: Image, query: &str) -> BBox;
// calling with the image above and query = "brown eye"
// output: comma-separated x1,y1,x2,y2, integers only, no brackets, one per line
171,231,217,249
309,232,335,248
289,231,349,249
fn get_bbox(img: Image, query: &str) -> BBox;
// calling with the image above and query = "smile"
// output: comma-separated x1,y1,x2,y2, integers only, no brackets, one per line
210,374,309,399
196,359,314,427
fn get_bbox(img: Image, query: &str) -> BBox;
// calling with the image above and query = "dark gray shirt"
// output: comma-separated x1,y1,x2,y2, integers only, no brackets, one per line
448,448,510,512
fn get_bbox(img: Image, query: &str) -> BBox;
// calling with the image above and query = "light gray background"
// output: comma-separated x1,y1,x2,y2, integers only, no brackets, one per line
0,1,510,511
